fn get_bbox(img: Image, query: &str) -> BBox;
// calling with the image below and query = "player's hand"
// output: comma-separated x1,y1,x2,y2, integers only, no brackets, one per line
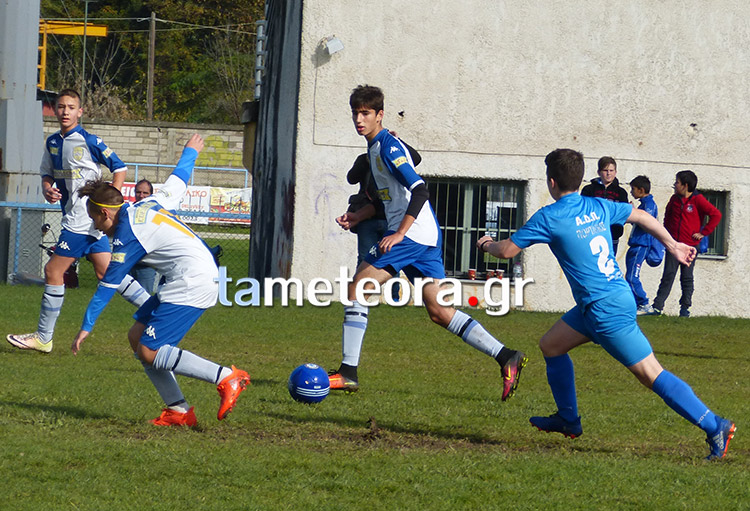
43,186,62,203
379,232,404,253
336,212,359,231
672,242,697,266
71,330,90,355
186,134,204,153
692,232,704,241
476,235,494,253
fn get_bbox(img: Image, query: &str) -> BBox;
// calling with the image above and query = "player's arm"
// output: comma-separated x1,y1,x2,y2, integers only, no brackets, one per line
477,235,522,259
627,207,695,265
154,134,204,211
40,144,62,203
111,169,126,191
87,134,128,189
72,228,146,354
336,203,376,231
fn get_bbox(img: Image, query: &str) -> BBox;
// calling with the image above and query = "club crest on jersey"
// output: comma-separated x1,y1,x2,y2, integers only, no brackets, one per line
102,147,113,158
375,157,386,174
575,211,600,226
377,188,392,201
111,252,126,263
50,147,59,155
686,205,694,213
73,146,86,161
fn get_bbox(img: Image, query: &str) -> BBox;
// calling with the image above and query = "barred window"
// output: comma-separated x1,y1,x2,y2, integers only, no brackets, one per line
699,190,728,257
427,179,525,278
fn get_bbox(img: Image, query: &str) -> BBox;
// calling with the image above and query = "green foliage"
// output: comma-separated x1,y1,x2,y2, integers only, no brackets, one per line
40,0,264,123
0,282,747,510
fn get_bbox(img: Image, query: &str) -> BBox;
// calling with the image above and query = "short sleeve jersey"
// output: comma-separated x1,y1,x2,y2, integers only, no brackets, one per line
367,129,440,247
81,147,217,331
40,125,127,238
510,193,633,308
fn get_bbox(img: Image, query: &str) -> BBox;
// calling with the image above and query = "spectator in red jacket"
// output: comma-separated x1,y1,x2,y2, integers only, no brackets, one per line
649,170,721,317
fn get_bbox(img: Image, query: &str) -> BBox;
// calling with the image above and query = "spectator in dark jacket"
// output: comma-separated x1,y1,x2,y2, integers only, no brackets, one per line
649,170,722,317
580,156,629,255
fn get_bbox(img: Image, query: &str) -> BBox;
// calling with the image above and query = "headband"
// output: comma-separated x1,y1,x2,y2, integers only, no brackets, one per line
89,199,124,209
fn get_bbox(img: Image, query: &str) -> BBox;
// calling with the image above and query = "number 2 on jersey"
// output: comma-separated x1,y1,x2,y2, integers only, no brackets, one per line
589,235,615,276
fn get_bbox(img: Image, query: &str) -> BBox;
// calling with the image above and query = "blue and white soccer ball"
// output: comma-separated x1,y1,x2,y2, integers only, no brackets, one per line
288,363,330,404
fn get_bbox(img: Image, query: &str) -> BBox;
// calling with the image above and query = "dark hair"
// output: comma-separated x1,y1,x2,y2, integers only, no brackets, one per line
136,178,154,195
349,85,384,113
629,175,651,194
78,179,124,213
597,156,616,172
545,149,585,192
676,170,698,192
56,88,81,106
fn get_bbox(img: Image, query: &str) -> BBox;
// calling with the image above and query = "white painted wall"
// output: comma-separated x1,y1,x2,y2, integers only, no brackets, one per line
290,0,750,318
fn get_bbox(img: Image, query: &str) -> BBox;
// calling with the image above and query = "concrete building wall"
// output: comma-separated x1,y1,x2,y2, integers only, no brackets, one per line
288,0,750,318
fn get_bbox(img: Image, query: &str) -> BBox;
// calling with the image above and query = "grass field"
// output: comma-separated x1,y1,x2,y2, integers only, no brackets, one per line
0,270,747,510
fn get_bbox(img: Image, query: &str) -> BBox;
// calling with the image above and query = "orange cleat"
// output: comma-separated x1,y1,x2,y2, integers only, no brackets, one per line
327,371,359,392
217,365,250,420
150,406,197,427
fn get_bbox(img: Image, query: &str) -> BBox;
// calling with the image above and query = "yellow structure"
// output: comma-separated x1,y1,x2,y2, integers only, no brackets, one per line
38,20,107,89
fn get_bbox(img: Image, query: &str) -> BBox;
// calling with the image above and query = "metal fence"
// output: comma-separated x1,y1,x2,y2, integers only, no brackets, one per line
1,165,252,287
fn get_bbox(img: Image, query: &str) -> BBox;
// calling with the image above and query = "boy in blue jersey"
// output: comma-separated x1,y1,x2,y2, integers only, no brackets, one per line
625,176,659,315
7,89,148,353
330,85,527,401
477,149,735,460
71,135,250,427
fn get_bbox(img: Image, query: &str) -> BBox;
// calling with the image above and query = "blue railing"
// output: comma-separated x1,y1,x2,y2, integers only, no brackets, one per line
128,163,250,188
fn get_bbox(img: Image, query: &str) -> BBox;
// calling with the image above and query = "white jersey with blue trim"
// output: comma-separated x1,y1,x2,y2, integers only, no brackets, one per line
510,193,633,308
40,125,127,238
81,147,217,332
367,129,440,247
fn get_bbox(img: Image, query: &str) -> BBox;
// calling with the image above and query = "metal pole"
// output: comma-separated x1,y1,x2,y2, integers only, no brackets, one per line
81,0,89,111
147,11,155,120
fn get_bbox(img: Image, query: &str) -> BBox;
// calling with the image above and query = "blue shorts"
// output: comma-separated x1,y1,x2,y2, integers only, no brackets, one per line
55,229,110,258
562,290,653,367
133,295,206,350
364,233,446,281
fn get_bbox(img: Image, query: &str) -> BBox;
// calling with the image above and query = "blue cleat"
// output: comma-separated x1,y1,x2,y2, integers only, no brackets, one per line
705,417,736,460
530,412,583,439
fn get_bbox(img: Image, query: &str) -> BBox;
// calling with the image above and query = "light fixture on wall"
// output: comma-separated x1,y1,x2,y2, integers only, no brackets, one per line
323,35,344,55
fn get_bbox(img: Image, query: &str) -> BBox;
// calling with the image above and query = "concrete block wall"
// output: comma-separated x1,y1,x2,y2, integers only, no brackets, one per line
42,119,247,188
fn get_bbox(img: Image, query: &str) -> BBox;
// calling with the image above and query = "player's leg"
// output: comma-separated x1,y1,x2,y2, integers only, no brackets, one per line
677,258,696,317
529,315,589,437
651,251,680,313
329,262,393,391
6,230,82,352
136,301,250,421
628,352,735,459
421,280,527,401
88,247,149,308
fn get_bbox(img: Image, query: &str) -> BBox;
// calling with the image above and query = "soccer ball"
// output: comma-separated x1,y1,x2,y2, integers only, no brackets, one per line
288,363,330,403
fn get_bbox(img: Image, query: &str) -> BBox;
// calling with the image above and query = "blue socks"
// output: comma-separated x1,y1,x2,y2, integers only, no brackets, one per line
447,310,504,358
544,354,579,422
652,370,718,433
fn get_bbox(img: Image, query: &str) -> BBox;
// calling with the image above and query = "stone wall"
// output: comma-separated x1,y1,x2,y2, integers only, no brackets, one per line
42,119,248,188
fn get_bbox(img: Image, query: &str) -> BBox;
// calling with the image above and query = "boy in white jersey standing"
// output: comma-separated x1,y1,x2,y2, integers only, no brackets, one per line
330,85,527,401
7,89,148,353
477,149,734,460
71,134,250,427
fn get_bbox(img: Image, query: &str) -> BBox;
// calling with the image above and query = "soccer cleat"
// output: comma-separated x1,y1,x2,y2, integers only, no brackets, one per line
636,304,655,316
6,332,53,353
327,371,359,392
705,418,736,460
501,350,528,401
530,412,583,438
216,365,250,420
150,406,197,427
679,307,691,318
645,307,662,316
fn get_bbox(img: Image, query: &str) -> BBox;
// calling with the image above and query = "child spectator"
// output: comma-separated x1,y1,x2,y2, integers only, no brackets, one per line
625,176,659,315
